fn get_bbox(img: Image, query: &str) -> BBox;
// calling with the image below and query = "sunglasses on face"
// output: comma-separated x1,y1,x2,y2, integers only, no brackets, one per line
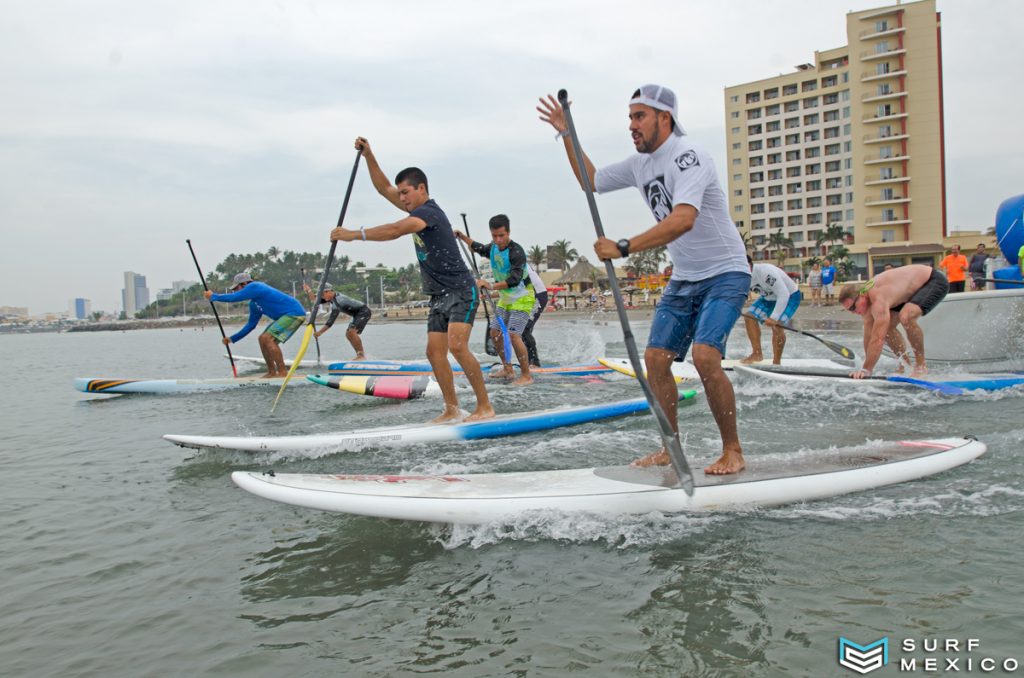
843,296,859,312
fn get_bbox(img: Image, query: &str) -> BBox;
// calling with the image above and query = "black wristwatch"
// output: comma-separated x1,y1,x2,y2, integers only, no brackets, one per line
616,238,631,258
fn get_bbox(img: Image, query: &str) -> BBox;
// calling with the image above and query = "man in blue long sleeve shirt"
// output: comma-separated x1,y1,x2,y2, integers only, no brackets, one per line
204,272,307,377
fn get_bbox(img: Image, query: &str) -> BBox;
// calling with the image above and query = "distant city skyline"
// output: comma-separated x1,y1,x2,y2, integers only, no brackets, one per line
3,0,1021,314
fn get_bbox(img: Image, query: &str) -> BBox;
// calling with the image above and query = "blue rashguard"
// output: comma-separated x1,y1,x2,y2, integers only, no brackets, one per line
211,282,306,343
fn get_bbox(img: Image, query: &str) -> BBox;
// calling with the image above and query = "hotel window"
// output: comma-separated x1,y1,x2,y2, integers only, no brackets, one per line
806,179,822,192
805,147,820,158
804,130,820,142
808,196,822,208
823,93,839,105
877,104,894,118
733,173,742,182
876,62,890,75
751,187,765,198
786,167,801,178
734,189,743,196
750,171,764,182
751,203,764,213
769,201,783,212
766,104,780,116
844,141,852,152
748,124,762,135
826,194,842,205
801,79,817,92
845,191,854,203
827,211,842,222
808,213,822,224
843,123,851,135
842,106,850,119
822,75,837,88
746,92,761,103
844,158,852,170
788,199,803,210
748,140,763,151
768,169,782,180
765,87,779,99
747,109,762,120
769,185,783,196
804,97,818,109
785,117,799,129
880,188,894,200
788,215,803,226
842,72,849,83
875,41,890,55
785,101,799,112
767,153,781,164
733,158,742,165
732,142,741,150
752,219,765,230
825,160,841,172
770,217,784,229
879,167,894,179
803,113,819,125
735,205,743,212
846,209,855,221
786,150,801,161
824,143,841,156
787,182,802,194
876,20,889,32
767,136,781,148
785,133,800,145
824,110,839,122
824,126,840,139
766,121,781,132
731,127,740,134
805,163,820,175
841,89,849,101
877,83,891,95
845,175,853,187
882,229,894,242
783,84,798,96
731,95,740,103
881,209,896,221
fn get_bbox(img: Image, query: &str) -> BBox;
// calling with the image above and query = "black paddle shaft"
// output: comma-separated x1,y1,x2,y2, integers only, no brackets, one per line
186,239,237,376
557,89,694,494
309,149,363,329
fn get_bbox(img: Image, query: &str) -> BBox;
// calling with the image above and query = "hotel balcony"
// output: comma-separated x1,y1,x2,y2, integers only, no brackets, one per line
865,174,910,186
864,195,910,207
862,89,908,103
860,47,906,62
861,69,907,83
858,25,905,40
865,215,911,227
863,131,908,144
862,111,908,124
864,153,909,166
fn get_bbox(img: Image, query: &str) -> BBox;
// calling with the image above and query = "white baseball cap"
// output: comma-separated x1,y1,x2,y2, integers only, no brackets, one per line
630,84,686,136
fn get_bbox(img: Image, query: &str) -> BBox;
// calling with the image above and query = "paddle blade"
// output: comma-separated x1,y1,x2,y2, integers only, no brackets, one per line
484,332,498,357
271,325,314,412
886,375,965,395
497,316,514,362
819,337,855,361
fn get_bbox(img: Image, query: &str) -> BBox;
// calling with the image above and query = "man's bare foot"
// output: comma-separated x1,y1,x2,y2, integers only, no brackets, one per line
704,451,745,475
464,405,496,421
353,353,366,361
911,365,929,378
260,372,274,379
740,353,763,365
512,375,533,386
271,371,289,378
431,406,464,424
631,448,671,467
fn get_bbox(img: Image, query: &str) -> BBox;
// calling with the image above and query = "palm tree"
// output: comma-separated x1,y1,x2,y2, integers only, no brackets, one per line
527,244,546,270
815,223,847,257
266,246,281,262
550,239,578,272
766,229,794,268
625,246,667,277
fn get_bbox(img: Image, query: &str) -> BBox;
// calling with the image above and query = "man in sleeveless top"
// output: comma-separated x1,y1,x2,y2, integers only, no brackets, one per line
329,137,494,423
303,282,372,360
838,264,948,379
457,214,535,385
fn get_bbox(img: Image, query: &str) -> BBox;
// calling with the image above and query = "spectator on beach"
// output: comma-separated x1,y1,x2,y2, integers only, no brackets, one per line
204,273,307,378
820,259,837,305
968,243,990,290
807,262,823,306
303,283,371,360
330,137,494,423
538,83,750,475
939,245,968,293
838,264,949,379
741,257,801,365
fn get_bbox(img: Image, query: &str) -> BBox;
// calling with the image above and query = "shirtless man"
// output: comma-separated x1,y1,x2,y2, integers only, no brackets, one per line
838,264,949,379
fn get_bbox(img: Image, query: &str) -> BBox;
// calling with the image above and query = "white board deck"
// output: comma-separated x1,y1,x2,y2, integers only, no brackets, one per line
232,354,336,369
732,364,1024,394
599,357,849,381
230,437,986,523
74,375,315,395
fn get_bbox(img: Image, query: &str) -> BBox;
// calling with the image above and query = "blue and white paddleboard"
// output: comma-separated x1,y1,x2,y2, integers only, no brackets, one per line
230,437,986,523
732,364,1024,395
327,360,612,378
163,390,698,452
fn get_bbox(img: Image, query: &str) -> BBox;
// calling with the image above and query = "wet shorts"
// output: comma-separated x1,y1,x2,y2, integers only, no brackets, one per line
489,307,531,335
264,314,305,343
750,290,802,325
891,270,949,316
647,271,751,358
348,306,372,334
427,286,478,333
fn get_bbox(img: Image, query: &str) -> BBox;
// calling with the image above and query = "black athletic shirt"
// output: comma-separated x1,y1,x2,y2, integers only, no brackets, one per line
322,293,369,328
409,199,475,295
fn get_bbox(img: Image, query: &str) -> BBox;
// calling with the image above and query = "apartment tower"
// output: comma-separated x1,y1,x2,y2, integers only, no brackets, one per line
724,0,945,276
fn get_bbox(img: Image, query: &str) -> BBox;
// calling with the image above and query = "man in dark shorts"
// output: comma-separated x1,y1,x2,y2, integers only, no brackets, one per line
329,137,494,423
304,282,372,360
838,264,948,379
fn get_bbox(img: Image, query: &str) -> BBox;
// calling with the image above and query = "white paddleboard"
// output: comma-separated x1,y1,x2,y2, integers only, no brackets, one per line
598,357,849,382
230,437,986,523
232,354,335,369
164,390,698,452
732,365,1024,394
74,375,314,395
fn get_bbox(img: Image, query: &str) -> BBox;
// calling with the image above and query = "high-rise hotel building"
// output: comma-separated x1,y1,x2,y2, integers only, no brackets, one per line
724,0,945,276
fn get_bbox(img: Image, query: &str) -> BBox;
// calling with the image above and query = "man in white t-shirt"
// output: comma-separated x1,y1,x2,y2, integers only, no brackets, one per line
538,84,751,475
741,257,802,365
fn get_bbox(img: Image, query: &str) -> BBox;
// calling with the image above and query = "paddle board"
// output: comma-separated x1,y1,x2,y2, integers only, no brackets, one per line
74,375,315,395
598,357,850,382
164,390,699,452
232,354,335,369
307,373,447,400
732,364,1024,394
327,359,612,378
230,437,986,523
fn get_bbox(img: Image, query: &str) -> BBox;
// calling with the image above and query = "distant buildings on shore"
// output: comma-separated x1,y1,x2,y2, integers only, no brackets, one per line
122,271,150,317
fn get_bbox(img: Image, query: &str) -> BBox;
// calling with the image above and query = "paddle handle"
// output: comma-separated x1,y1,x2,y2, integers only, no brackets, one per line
187,239,237,377
742,312,856,361
558,88,694,494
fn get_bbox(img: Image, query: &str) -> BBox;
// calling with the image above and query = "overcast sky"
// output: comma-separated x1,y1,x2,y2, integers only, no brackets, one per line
2,0,1020,314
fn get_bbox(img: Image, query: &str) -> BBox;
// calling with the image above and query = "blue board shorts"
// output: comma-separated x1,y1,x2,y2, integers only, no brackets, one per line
750,290,802,324
264,314,305,343
647,271,751,357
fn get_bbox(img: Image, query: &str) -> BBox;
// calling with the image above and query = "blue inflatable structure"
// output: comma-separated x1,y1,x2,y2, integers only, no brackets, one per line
993,194,1024,288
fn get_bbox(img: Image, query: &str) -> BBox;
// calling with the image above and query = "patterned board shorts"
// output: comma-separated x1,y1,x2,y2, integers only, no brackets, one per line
489,307,531,335
749,290,802,325
263,314,305,343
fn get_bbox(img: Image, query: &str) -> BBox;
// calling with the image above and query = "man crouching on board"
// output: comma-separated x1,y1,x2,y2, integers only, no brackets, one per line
538,84,750,475
838,264,948,379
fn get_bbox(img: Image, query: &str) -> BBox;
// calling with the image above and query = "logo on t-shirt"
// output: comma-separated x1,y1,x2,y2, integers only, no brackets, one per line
675,150,700,171
643,175,672,221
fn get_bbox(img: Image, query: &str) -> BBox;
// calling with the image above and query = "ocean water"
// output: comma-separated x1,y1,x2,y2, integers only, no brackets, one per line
2,318,1022,677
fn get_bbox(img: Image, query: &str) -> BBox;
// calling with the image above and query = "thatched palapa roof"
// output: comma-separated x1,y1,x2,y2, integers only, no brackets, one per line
554,257,608,285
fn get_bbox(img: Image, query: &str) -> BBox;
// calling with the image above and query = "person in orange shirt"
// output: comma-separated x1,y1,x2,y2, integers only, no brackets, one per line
938,245,968,293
